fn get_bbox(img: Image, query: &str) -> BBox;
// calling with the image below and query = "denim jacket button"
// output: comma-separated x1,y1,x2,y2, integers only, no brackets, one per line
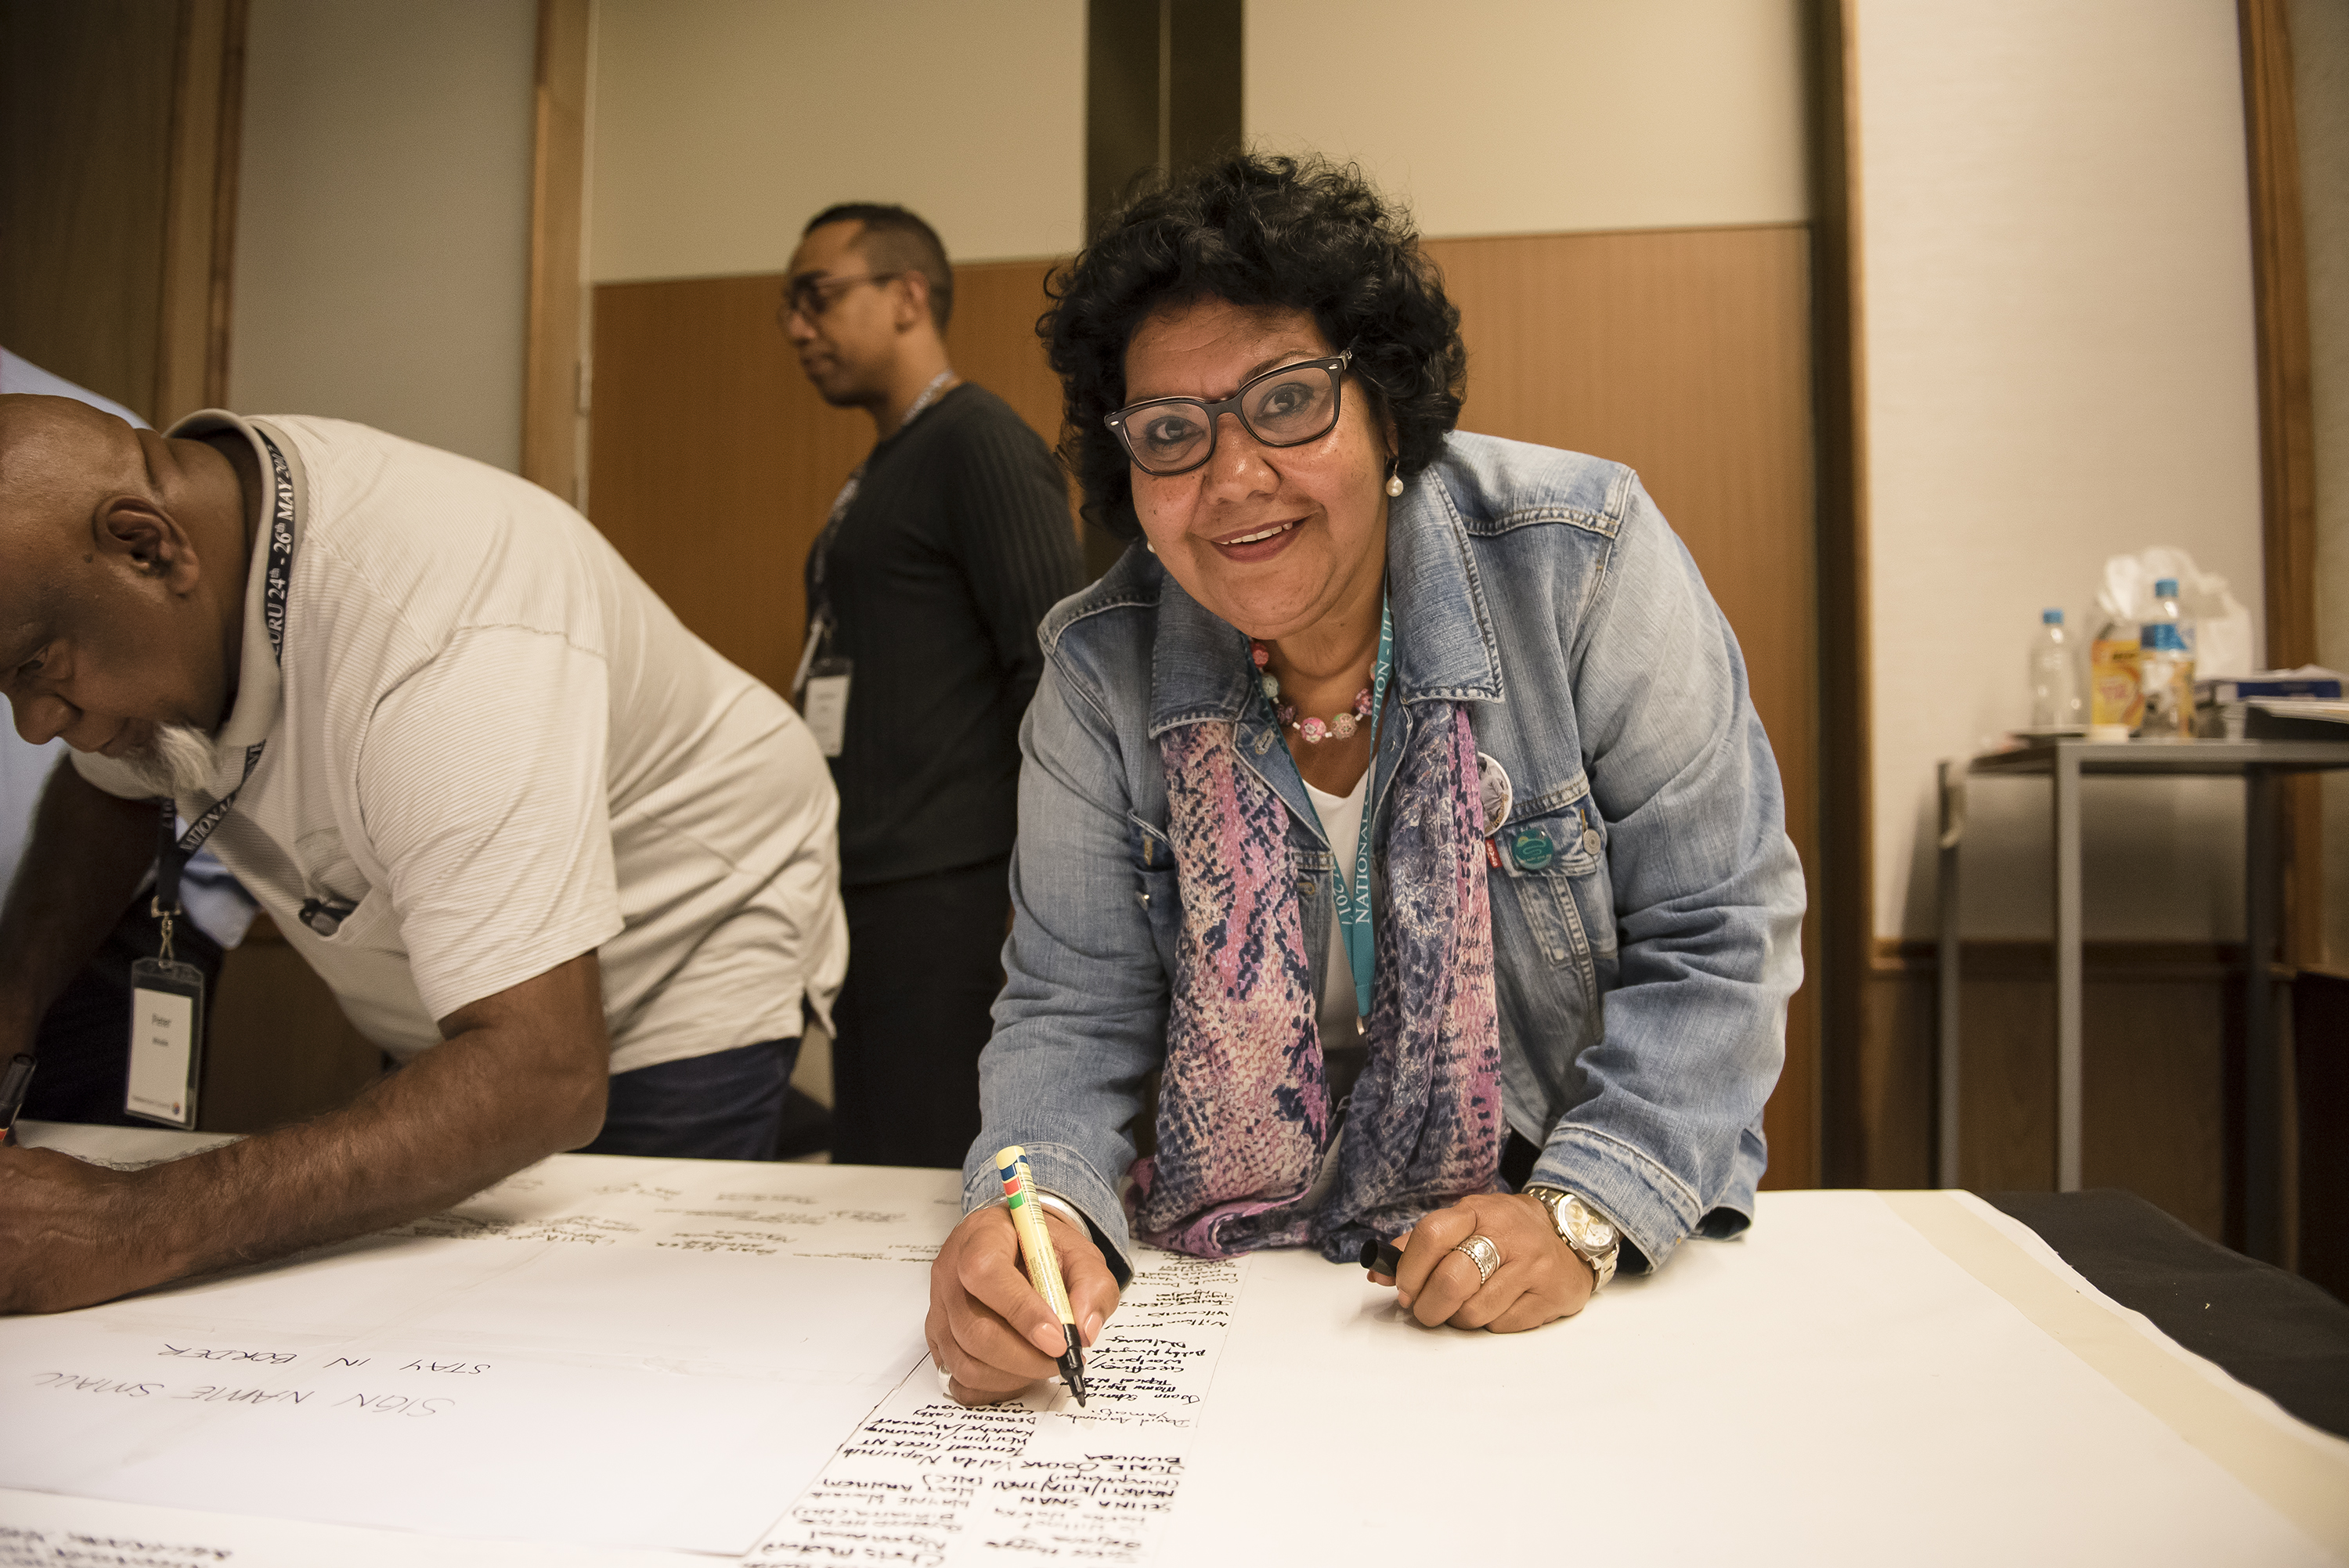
1252,730,1275,755
1582,826,1602,856
1295,878,1314,899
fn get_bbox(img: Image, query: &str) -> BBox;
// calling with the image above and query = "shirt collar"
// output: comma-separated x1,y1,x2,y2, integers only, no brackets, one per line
164,410,301,753
1146,474,1503,737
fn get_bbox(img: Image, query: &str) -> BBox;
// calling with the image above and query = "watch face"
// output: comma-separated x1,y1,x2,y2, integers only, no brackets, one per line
1563,1199,1615,1250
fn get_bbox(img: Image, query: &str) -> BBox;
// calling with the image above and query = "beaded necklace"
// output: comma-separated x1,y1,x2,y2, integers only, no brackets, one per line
1251,642,1375,742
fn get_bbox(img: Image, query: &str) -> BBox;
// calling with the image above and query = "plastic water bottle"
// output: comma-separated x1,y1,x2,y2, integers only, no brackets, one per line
2027,609,2082,729
2137,578,2196,740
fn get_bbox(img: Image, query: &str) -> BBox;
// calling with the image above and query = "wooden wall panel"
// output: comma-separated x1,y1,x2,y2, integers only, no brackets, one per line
1426,225,1822,1188
1864,943,2235,1242
0,0,180,418
588,258,1069,699
0,0,242,424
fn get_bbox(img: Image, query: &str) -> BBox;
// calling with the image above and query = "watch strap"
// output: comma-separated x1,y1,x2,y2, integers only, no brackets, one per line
1524,1185,1620,1292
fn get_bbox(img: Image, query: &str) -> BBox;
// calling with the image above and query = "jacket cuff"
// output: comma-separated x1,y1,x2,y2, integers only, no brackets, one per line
1530,1125,1729,1274
961,1141,1136,1286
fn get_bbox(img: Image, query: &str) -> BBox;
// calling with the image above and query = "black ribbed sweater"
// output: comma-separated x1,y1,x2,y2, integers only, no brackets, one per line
810,383,1082,887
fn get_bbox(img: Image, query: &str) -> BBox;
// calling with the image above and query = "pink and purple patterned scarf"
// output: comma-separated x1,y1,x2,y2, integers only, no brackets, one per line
1128,704,1503,1263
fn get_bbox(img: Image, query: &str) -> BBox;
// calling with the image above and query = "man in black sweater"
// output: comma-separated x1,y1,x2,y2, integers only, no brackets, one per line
784,204,1081,1168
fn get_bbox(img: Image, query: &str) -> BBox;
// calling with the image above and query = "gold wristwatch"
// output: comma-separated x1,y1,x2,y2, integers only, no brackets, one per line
1522,1186,1619,1292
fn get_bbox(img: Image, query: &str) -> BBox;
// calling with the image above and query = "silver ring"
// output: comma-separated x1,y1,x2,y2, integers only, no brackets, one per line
1452,1233,1501,1286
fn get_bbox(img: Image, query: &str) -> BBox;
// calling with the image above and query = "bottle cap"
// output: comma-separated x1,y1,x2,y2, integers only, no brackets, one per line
2042,608,2063,624
2154,578,2179,598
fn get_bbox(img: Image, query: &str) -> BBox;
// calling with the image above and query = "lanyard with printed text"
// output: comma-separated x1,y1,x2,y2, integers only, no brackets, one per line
1270,593,1392,1025
152,427,296,949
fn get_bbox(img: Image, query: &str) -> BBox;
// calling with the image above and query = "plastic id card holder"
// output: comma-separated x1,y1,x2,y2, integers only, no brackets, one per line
125,956,206,1130
802,656,852,759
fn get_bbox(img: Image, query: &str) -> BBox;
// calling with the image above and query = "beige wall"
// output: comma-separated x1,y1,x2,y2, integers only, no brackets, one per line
1244,0,1810,238
588,0,1084,283
228,0,536,471
2293,0,2349,972
1856,0,2268,942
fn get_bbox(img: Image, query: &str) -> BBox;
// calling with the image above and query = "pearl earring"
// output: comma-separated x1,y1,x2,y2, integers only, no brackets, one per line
1384,460,1404,498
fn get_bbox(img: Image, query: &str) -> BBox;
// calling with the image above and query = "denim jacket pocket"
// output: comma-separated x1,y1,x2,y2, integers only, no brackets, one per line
1492,799,1615,1012
1128,814,1181,973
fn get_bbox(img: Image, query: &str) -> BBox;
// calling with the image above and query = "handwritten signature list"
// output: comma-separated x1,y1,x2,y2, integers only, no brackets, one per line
749,1253,1246,1567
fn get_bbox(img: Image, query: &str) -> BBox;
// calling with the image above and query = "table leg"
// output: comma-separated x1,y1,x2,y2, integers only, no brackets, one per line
2054,747,2083,1192
2245,767,2281,1263
1937,759,1964,1189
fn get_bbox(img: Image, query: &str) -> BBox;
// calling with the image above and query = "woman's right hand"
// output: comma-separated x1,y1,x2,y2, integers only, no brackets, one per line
926,1202,1122,1406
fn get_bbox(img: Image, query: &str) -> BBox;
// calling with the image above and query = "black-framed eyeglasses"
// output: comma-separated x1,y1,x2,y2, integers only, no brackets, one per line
1105,349,1354,477
778,272,902,325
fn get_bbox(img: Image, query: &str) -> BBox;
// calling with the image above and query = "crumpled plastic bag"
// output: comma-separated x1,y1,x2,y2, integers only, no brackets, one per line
2095,546,2254,679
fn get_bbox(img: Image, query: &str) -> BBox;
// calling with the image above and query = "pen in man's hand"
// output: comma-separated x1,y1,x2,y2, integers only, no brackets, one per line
994,1144,1087,1406
0,1054,37,1146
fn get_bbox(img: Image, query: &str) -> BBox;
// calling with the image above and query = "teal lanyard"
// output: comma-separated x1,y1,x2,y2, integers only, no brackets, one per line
1272,595,1392,1024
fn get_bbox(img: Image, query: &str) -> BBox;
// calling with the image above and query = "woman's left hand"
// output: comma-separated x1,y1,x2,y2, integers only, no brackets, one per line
1373,1192,1595,1332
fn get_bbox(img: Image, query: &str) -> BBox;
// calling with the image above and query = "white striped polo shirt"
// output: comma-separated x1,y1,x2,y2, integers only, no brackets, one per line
76,413,846,1074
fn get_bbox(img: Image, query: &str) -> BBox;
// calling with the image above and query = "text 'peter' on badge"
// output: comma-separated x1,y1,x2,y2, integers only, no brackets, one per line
801,656,852,759
126,956,206,1130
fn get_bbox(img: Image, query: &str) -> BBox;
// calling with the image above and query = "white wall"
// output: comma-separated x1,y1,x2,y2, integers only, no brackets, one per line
2293,0,2349,971
589,0,1084,283
1856,0,2268,942
228,0,536,473
1245,0,1810,239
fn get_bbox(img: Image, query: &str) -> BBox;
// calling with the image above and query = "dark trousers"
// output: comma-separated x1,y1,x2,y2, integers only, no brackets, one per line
829,854,1010,1169
23,896,226,1126
583,1037,802,1161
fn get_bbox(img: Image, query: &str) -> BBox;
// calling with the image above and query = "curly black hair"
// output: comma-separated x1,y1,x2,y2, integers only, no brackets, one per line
1041,153,1467,541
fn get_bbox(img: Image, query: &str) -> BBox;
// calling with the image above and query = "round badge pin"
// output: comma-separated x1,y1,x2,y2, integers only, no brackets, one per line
1476,752,1513,838
1511,826,1553,871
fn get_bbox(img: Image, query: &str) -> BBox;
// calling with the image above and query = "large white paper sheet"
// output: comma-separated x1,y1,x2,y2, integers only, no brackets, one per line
1160,1190,2344,1567
0,1487,702,1568
0,1153,960,1555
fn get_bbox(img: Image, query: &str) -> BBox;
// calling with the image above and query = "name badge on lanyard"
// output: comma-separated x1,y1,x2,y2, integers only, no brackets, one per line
123,425,296,1130
125,957,206,1130
802,658,852,759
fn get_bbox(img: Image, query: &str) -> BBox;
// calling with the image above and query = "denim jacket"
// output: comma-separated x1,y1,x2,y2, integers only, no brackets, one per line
962,431,1805,1278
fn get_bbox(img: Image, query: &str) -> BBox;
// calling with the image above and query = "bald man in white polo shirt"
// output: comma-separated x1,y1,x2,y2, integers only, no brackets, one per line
0,396,846,1312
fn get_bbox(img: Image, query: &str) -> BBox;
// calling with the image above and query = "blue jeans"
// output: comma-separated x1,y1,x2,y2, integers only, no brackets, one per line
585,1038,800,1161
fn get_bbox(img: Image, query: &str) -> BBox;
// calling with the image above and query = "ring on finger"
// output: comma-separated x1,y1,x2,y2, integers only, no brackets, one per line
1452,1232,1501,1286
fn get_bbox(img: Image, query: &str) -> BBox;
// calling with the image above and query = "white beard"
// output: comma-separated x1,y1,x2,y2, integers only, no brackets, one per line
117,722,221,798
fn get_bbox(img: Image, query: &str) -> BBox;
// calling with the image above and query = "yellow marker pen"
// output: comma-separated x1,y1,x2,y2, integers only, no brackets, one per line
994,1144,1088,1406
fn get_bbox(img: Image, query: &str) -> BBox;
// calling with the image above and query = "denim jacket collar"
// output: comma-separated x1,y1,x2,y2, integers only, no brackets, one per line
1145,478,1504,741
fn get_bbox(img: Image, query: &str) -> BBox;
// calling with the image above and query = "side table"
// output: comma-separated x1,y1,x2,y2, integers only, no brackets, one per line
1935,737,2349,1263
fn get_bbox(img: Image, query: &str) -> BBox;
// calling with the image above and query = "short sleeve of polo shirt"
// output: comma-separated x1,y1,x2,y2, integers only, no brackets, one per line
356,624,623,1025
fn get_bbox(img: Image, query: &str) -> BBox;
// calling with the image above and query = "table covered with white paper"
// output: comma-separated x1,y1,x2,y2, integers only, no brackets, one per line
4,1122,2346,1566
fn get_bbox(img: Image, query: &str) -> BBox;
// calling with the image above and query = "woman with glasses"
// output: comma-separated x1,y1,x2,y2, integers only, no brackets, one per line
925,153,1805,1404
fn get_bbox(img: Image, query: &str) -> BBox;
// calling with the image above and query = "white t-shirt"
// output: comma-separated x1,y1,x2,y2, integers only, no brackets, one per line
1300,770,1368,1211
75,413,846,1074
1303,773,1366,1056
